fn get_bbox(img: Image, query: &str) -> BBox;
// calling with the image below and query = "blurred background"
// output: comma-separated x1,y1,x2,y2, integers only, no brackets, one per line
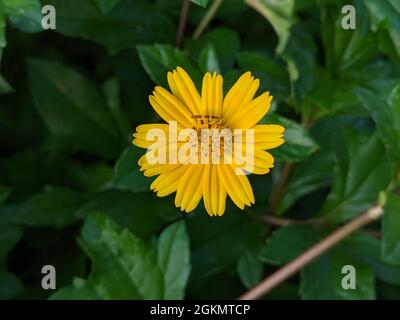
0,0,399,300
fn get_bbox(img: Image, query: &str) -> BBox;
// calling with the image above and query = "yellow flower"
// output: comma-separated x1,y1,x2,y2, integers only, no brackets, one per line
133,67,285,216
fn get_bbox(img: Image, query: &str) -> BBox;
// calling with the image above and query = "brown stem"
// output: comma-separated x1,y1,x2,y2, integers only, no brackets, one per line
238,204,383,300
263,214,381,240
176,0,191,47
268,162,293,215
192,0,224,39
262,215,323,227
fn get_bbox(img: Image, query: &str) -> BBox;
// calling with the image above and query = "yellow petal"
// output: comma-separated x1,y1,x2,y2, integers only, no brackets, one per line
222,72,259,120
168,67,202,115
233,149,274,175
133,124,169,149
184,165,206,212
153,86,194,127
219,164,254,209
201,72,223,116
202,164,227,216
227,92,273,129
133,124,188,164
149,93,192,128
233,124,285,150
138,153,180,177
150,165,189,197
175,165,204,213
143,164,181,177
202,164,213,215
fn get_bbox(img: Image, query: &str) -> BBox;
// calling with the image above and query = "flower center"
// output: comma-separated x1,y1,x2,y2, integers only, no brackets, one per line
190,115,232,163
191,115,226,131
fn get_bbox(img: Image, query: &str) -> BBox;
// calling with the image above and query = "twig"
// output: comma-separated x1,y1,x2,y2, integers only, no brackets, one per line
268,163,293,215
238,204,383,300
193,0,224,39
263,214,381,239
176,0,191,47
262,215,323,227
245,0,267,17
262,214,381,239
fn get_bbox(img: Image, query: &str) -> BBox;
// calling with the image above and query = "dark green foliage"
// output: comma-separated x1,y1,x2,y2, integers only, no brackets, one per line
0,0,399,300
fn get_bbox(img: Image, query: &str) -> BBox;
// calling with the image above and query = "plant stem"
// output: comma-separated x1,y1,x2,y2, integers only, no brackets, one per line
176,0,191,47
262,214,381,238
262,215,323,227
268,162,293,215
238,204,383,300
193,0,224,39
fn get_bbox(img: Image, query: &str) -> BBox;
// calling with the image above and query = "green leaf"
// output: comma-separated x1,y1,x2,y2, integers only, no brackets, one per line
52,214,190,300
95,0,121,13
0,2,5,49
377,281,400,300
339,233,400,286
186,28,240,73
50,278,101,300
355,84,400,175
0,225,22,264
217,0,247,17
332,254,375,300
300,254,340,299
3,0,42,33
28,58,122,160
0,272,23,299
157,221,190,299
137,44,202,88
307,68,365,118
0,186,11,206
76,190,180,239
0,74,13,95
282,26,316,108
236,52,290,101
321,0,377,73
199,44,220,74
67,162,114,194
260,225,327,265
365,0,400,32
308,60,399,119
108,50,154,125
187,206,264,288
382,192,400,265
191,0,209,8
0,149,56,196
376,28,400,63
112,147,152,193
320,130,392,222
64,213,164,299
101,77,130,140
0,2,11,96
102,78,121,111
300,252,375,300
0,186,83,228
43,0,174,54
237,251,263,289
244,0,315,106
277,150,334,214
263,114,319,162
244,0,295,52
365,0,400,62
